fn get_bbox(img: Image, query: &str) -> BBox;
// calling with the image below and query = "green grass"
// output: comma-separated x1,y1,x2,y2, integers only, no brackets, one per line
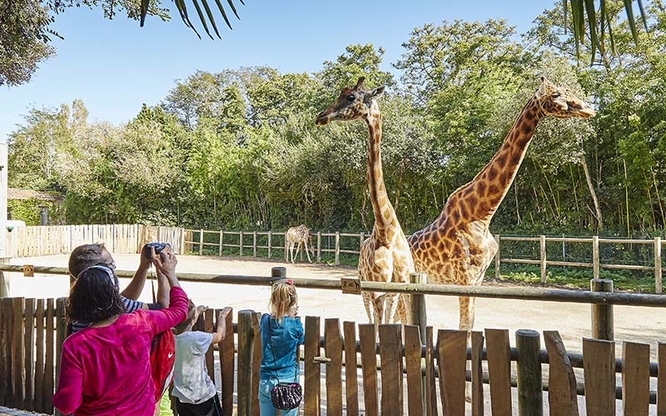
492,266,658,293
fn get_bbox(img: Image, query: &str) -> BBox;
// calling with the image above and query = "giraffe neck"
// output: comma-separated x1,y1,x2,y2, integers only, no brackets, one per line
365,111,397,244
445,96,544,225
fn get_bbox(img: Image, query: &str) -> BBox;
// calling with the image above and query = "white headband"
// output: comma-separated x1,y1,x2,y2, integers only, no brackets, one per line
76,265,118,288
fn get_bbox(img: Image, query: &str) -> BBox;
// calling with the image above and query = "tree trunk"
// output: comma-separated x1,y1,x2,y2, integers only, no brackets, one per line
581,154,603,231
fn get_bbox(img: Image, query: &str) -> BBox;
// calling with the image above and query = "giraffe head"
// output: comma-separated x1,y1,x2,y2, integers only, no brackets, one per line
535,77,596,119
315,77,385,125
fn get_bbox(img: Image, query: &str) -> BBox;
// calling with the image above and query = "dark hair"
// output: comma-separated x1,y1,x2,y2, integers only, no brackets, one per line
68,243,108,277
174,299,197,334
67,266,124,324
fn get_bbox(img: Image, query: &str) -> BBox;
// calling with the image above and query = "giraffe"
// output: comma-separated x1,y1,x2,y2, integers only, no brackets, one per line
285,224,315,263
315,77,414,327
406,77,596,330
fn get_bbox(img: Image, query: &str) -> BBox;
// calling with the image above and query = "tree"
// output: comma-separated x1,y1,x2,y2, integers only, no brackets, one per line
0,0,54,86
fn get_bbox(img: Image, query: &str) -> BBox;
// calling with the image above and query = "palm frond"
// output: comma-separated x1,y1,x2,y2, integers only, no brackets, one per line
567,0,648,62
140,0,246,39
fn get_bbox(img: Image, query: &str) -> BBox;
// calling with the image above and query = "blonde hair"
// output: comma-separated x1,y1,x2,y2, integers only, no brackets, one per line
269,281,298,322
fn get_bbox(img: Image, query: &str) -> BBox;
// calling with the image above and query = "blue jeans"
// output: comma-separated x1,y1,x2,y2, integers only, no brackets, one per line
258,378,299,416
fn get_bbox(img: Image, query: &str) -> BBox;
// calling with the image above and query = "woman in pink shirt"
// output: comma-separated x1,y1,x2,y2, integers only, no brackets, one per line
53,248,188,416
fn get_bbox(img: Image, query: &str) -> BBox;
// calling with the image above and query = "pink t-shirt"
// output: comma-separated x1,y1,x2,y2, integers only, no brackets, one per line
53,287,188,416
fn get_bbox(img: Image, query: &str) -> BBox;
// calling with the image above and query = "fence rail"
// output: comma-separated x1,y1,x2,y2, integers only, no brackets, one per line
7,225,665,292
0,293,664,415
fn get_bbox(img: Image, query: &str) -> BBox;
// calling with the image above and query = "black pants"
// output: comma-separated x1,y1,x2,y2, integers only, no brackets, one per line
174,395,222,416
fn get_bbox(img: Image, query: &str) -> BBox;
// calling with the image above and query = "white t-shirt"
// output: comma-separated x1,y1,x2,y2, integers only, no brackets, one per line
172,331,217,404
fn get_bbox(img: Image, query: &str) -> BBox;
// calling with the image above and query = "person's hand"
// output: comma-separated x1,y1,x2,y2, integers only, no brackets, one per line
152,246,178,284
219,307,232,321
139,244,154,269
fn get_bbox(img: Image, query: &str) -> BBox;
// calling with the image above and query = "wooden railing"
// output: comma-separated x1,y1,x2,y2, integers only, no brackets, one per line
1,293,663,416
183,229,666,292
8,225,664,291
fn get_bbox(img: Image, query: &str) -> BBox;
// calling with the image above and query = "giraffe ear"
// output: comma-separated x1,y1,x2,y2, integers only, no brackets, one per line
368,86,385,99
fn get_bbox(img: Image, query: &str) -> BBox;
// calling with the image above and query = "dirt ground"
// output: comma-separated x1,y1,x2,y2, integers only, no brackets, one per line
5,253,665,415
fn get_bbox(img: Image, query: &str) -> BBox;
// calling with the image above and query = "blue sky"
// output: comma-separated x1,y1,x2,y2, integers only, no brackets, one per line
0,0,558,142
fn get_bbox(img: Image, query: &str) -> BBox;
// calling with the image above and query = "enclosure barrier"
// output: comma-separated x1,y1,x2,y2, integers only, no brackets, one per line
183,229,666,292
1,263,666,414
0,296,664,416
7,225,665,292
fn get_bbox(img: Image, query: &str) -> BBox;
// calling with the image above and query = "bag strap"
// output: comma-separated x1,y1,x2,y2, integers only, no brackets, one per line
267,315,298,382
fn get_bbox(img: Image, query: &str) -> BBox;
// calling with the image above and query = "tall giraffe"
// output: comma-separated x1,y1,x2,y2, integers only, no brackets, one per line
316,77,414,326
285,224,314,263
407,77,596,330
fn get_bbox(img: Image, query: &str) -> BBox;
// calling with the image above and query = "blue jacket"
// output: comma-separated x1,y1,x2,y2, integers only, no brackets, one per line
259,313,304,381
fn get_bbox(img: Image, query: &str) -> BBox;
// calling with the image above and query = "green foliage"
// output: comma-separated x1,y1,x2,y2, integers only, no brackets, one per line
6,7,666,242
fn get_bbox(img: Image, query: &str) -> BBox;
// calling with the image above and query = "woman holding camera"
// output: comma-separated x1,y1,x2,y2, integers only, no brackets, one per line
53,248,188,416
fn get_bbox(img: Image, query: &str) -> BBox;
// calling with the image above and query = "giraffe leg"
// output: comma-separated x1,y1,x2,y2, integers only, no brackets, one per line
373,295,384,335
303,241,312,263
361,292,375,324
458,295,474,331
383,293,399,324
290,243,296,263
459,295,475,402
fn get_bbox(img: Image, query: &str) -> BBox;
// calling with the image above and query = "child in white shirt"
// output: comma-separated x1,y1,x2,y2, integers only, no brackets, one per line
172,301,231,416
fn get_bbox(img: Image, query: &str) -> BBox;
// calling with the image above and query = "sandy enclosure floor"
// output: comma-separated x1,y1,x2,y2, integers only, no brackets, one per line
5,254,666,414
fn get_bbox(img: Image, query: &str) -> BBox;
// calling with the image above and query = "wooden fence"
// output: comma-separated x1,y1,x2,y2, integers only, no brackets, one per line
7,225,664,291
6,224,184,258
0,296,664,416
183,229,666,292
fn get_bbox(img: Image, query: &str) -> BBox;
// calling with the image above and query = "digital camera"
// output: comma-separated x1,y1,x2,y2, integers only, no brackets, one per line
144,242,169,258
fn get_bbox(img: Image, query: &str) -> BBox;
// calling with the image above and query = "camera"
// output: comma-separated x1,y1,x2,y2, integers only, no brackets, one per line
143,242,169,258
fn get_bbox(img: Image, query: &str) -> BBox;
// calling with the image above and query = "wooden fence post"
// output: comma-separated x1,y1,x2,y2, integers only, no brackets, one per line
495,234,501,280
218,231,223,256
237,310,256,416
239,232,244,256
592,235,600,279
334,232,340,265
199,229,204,256
0,257,8,297
271,266,287,283
590,279,614,340
655,237,662,294
316,232,321,262
253,231,257,258
515,329,543,416
409,272,427,343
267,231,272,258
540,235,547,283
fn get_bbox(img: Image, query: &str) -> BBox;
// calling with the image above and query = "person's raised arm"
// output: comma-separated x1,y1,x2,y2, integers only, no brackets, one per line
212,307,232,344
120,244,153,300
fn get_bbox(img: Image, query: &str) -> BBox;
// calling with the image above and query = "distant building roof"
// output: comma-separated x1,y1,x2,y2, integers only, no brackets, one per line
7,188,63,202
